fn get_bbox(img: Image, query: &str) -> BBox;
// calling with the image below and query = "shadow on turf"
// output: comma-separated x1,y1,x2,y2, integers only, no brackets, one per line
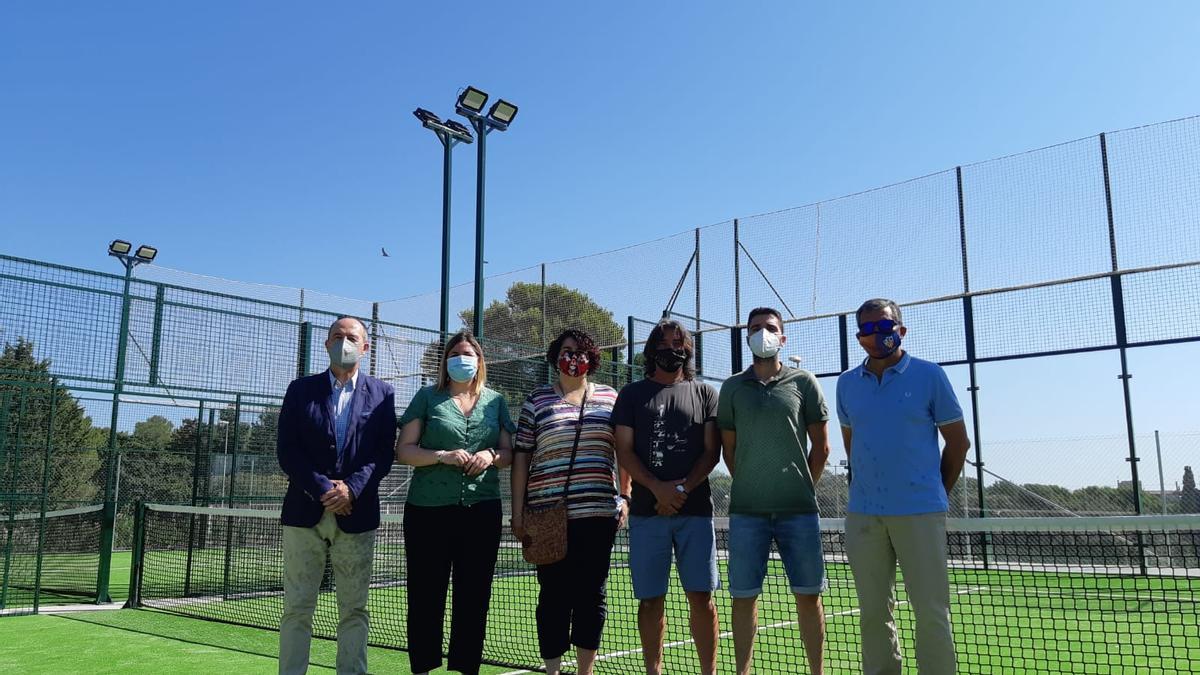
53,611,343,671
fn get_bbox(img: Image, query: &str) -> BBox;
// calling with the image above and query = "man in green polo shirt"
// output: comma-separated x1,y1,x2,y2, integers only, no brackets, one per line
718,306,831,675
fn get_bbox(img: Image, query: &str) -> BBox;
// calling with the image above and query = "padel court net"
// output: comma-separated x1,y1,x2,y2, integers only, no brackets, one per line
132,504,1199,673
1,504,103,613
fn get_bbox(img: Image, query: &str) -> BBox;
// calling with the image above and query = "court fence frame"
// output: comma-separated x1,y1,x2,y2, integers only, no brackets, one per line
2,115,1200,616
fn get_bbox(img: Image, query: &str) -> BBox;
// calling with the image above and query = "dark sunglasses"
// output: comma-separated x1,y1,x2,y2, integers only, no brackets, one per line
857,319,898,337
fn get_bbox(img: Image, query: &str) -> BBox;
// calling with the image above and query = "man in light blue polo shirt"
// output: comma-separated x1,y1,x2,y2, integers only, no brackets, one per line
836,298,970,675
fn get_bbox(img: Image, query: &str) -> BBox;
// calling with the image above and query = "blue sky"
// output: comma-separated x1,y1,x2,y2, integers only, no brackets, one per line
4,2,1200,300
4,2,1200,494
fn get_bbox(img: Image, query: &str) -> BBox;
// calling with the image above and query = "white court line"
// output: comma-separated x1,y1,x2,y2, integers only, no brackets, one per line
40,602,124,614
958,582,1191,599
498,586,989,675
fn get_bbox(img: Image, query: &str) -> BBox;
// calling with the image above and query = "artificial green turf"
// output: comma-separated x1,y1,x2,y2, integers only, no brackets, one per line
5,554,1198,673
108,550,131,602
0,609,512,674
130,552,1200,674
12,537,1194,673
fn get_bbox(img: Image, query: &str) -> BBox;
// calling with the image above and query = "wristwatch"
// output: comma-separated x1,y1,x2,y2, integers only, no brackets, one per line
675,484,688,495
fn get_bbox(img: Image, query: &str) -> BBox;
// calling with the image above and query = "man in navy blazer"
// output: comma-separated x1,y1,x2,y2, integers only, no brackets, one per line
277,316,397,675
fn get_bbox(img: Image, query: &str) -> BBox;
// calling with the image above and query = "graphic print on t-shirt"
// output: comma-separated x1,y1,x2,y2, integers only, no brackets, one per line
649,403,686,469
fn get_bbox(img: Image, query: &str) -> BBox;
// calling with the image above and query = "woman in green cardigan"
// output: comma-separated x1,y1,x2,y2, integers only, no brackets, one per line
395,330,515,675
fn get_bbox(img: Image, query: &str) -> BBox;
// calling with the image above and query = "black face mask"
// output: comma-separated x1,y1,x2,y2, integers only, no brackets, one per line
653,348,687,373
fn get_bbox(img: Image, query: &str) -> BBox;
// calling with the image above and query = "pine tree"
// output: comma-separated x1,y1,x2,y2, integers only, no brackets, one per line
0,338,102,507
1181,466,1199,514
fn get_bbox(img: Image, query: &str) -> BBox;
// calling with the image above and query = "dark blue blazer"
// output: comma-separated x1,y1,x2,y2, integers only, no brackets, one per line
276,371,397,533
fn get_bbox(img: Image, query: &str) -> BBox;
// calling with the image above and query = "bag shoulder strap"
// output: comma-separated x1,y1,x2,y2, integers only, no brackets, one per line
559,384,590,501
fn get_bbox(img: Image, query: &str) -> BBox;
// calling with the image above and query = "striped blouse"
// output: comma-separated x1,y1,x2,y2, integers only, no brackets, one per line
515,383,620,521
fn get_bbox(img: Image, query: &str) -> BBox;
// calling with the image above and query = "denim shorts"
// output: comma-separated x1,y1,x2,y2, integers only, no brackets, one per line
727,512,827,597
628,515,720,600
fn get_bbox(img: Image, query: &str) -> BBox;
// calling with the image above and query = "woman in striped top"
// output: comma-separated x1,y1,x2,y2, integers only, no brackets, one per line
511,328,628,675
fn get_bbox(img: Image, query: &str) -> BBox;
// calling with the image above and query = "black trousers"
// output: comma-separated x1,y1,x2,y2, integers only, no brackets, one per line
403,500,502,675
535,515,619,660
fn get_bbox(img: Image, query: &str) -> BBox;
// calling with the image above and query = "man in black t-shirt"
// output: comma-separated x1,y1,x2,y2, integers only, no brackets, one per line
614,320,721,675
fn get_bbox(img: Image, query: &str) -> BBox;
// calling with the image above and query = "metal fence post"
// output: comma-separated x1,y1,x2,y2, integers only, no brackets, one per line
957,166,990,567
228,395,243,507
190,402,206,507
149,285,165,385
126,500,146,608
369,302,379,377
1101,131,1146,574
204,408,216,508
542,267,551,383
607,347,622,385
32,380,58,611
184,400,205,597
733,218,741,327
731,219,745,375
838,314,850,373
220,395,244,602
1155,430,1167,515
98,261,136,603
730,328,743,374
297,321,311,379
627,316,635,368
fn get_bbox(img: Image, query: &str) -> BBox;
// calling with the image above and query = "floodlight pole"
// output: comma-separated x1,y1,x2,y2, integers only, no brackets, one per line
98,254,142,603
456,90,516,340
416,109,471,339
469,119,490,339
436,132,460,340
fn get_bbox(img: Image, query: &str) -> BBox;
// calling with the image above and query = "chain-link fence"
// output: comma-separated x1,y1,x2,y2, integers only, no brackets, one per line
637,118,1200,519
0,248,647,606
0,379,103,613
2,114,1200,610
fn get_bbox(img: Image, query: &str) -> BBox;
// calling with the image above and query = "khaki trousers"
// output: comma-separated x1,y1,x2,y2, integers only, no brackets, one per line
845,512,956,675
280,510,376,675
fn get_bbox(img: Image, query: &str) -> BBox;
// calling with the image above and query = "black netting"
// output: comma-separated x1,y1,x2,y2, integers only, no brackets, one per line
138,505,1200,674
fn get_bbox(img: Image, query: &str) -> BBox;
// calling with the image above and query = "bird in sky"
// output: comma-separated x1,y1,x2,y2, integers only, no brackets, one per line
381,247,390,257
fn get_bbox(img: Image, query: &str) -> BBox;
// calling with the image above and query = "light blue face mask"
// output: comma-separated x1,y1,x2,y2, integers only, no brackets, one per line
446,355,478,383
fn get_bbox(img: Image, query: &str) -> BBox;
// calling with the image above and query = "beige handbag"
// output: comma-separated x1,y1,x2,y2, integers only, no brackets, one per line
521,387,589,565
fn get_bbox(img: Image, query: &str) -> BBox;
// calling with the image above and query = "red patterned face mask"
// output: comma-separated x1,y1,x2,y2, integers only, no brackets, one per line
557,350,590,377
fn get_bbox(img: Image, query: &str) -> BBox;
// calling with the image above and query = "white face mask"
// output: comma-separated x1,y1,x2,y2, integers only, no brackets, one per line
328,338,361,369
748,328,782,359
